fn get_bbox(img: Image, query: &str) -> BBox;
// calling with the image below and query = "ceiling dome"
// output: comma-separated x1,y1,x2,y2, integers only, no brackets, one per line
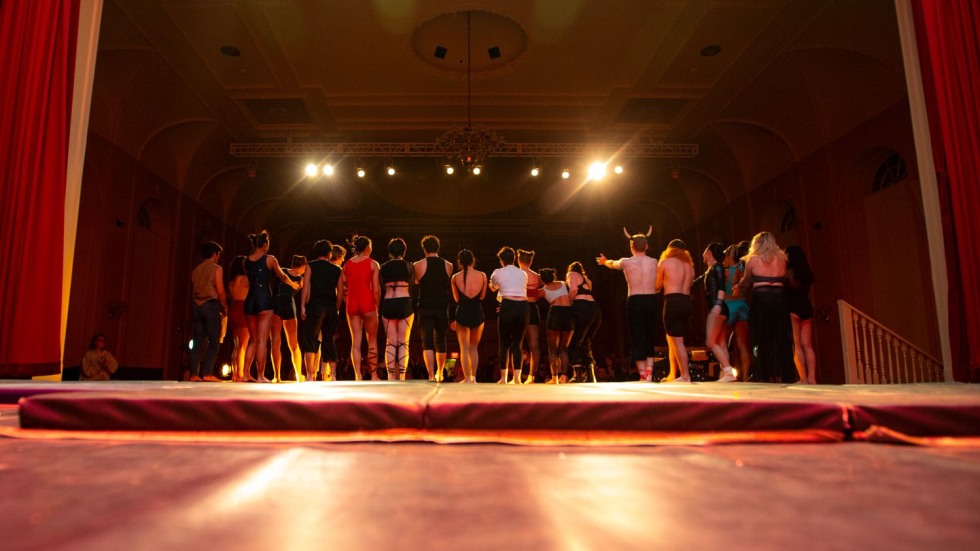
412,10,527,73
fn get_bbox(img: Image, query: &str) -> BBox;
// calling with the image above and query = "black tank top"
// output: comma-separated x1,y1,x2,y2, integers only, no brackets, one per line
307,259,341,304
417,257,450,310
245,255,271,293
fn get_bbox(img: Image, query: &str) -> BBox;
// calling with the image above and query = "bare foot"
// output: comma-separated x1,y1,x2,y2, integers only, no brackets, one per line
255,376,270,383
497,378,507,384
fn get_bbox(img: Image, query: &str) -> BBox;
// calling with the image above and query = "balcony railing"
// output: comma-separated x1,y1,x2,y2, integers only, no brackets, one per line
837,300,943,383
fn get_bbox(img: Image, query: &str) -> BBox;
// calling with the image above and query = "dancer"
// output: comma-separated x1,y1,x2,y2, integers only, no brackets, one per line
702,243,736,382
300,240,343,382
657,239,695,383
451,249,486,384
270,255,306,382
736,232,796,383
243,231,300,383
597,226,659,382
413,235,453,381
540,268,574,384
227,256,249,382
380,238,415,380
724,242,751,381
567,261,600,383
341,235,381,381
188,241,228,382
489,246,529,384
81,333,118,381
518,249,542,384
786,245,817,384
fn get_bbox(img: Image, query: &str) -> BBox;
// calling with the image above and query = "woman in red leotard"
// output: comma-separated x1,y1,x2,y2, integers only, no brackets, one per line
340,235,381,381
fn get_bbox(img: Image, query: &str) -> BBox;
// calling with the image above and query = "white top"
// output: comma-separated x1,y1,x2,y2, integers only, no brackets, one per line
490,265,527,301
542,283,569,303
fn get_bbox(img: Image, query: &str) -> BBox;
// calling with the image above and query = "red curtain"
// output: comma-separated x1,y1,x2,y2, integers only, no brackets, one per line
913,0,980,381
0,1,80,377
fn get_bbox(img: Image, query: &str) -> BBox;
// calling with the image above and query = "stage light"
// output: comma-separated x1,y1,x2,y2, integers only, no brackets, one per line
384,158,395,176
614,165,624,174
445,164,455,175
530,167,539,177
387,166,396,176
221,364,232,377
561,168,570,179
322,164,334,176
305,163,318,177
472,165,482,175
588,161,607,180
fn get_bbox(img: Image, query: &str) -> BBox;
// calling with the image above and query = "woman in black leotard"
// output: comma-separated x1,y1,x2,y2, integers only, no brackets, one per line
566,261,600,383
786,245,816,383
243,231,300,383
270,255,306,382
451,249,486,384
380,238,414,380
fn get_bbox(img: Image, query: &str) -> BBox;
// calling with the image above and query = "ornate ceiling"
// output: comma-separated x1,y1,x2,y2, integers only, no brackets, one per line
86,0,909,244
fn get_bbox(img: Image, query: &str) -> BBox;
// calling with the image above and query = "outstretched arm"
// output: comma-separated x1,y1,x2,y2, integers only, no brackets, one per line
596,253,623,270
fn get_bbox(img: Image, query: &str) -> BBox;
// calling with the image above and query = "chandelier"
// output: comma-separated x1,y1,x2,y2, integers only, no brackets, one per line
437,11,501,172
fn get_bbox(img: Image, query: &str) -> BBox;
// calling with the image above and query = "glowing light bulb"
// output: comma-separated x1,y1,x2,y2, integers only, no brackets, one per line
387,166,396,176
356,167,365,178
614,165,623,174
322,164,334,176
588,161,606,180
472,165,482,175
561,169,570,179
530,167,540,177
305,164,318,177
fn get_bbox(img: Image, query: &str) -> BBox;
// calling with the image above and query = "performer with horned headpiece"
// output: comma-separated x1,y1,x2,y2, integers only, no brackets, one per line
597,226,661,382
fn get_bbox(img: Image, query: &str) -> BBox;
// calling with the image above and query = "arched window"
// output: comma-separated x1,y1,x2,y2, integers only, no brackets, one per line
872,152,908,193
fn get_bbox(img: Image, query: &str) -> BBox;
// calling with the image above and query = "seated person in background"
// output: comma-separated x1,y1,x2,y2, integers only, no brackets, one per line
81,333,118,381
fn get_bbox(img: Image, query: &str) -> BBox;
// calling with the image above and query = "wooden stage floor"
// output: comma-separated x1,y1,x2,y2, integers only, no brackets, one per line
1,381,978,550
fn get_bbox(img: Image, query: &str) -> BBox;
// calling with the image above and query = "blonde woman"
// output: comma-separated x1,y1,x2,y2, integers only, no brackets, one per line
736,231,796,383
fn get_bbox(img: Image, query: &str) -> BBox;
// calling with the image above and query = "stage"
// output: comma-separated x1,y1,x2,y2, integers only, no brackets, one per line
1,381,979,549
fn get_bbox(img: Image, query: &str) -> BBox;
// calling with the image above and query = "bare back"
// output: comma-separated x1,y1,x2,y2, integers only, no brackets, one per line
658,257,695,295
619,254,659,295
452,269,487,300
748,256,787,284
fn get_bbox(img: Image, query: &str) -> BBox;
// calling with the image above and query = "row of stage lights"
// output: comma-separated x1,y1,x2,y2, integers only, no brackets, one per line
303,161,626,180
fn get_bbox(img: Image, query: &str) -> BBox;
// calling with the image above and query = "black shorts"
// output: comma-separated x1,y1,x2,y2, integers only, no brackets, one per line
528,301,541,326
546,305,574,332
273,295,296,320
663,293,693,337
382,297,413,320
419,308,449,352
244,289,273,315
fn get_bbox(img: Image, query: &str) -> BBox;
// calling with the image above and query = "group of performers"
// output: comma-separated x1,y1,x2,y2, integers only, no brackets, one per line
186,227,816,385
